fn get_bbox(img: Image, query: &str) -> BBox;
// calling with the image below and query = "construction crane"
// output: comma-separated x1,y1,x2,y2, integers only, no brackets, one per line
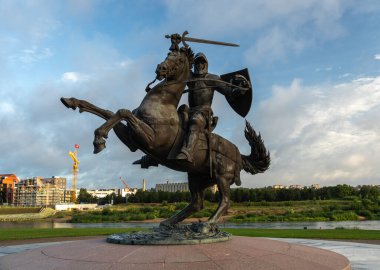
69,144,80,203
119,177,131,191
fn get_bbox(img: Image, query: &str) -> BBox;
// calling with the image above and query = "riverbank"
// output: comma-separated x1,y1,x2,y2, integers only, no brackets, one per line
1,199,379,223
0,208,55,222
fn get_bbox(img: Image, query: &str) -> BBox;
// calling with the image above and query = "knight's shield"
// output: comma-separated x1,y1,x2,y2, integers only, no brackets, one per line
221,68,252,117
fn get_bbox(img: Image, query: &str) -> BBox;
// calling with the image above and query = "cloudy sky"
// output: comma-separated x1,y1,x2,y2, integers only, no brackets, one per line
1,0,380,189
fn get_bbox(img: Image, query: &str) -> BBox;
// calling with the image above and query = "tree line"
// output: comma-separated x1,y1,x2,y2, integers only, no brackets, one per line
76,184,379,204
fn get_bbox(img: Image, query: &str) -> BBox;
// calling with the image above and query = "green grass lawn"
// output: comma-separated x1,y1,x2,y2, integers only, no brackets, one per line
225,228,380,240
0,228,378,241
0,228,141,241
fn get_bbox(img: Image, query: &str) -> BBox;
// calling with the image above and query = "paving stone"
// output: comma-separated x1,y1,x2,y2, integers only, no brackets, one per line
0,237,351,270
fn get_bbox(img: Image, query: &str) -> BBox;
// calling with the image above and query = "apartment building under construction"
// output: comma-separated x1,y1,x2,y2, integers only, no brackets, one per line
13,176,70,207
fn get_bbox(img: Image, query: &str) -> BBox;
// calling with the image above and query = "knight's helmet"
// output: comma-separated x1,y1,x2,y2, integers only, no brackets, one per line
194,52,208,75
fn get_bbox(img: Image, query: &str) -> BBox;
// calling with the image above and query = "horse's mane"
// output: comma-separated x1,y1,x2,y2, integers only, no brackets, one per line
180,46,194,70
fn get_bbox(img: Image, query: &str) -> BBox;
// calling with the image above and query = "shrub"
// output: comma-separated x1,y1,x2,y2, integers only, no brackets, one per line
161,200,168,206
102,208,112,215
140,206,154,213
356,210,374,220
175,202,188,210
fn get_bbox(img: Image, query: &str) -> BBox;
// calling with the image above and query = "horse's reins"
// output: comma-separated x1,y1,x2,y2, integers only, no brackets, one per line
145,77,250,93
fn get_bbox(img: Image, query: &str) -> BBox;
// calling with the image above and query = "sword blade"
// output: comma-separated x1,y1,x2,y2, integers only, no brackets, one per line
183,37,239,47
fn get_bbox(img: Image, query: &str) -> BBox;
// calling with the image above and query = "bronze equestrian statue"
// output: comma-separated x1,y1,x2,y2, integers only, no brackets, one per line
60,32,270,228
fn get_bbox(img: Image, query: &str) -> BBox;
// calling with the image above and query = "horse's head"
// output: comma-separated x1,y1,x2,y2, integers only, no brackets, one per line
155,47,194,81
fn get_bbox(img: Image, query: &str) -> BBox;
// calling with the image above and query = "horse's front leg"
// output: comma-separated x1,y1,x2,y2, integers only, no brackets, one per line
61,97,138,152
60,97,113,120
93,109,154,154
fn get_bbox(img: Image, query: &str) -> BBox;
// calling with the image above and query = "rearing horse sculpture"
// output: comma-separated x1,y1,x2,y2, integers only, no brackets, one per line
61,45,270,226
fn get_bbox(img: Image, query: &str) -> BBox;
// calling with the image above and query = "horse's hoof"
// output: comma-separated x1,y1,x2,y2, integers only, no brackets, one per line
60,97,76,110
190,222,216,234
93,138,106,154
159,221,175,230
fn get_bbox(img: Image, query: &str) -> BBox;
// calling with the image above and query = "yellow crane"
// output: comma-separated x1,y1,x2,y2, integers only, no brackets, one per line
69,144,80,203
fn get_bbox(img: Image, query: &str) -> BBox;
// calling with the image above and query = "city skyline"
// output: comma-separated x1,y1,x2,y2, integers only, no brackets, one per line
1,1,380,189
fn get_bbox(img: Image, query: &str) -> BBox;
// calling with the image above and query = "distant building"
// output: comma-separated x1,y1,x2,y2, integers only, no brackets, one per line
117,188,137,197
55,203,98,211
87,189,117,198
272,185,286,189
155,181,189,192
310,184,320,189
289,185,303,189
0,174,19,204
13,176,68,207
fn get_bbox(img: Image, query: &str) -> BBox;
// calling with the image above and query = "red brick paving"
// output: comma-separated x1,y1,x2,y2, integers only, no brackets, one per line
0,236,350,270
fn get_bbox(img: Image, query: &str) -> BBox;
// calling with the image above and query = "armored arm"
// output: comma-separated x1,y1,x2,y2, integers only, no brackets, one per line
210,74,249,99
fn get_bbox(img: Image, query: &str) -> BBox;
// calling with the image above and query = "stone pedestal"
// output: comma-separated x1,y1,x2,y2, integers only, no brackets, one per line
0,237,350,270
107,223,231,245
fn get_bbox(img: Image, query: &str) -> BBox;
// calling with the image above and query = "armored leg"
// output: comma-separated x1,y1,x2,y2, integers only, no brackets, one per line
176,113,206,162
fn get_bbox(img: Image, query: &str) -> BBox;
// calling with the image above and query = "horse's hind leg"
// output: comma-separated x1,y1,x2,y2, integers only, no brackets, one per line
208,175,232,224
94,109,154,153
160,174,208,226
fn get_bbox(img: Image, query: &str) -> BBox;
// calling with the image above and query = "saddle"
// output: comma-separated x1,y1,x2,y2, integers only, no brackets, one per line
133,104,229,169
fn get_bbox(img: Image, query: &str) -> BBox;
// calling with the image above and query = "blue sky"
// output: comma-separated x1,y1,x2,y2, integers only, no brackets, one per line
1,0,380,189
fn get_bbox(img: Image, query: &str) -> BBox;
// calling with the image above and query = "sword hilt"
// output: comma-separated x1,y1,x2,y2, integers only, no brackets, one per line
181,31,189,48
165,31,189,49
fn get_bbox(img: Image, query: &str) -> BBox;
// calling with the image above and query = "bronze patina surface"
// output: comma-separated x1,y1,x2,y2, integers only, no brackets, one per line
107,222,230,245
61,32,270,243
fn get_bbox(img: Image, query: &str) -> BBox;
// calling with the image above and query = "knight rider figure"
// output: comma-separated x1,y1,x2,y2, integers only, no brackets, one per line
176,52,247,162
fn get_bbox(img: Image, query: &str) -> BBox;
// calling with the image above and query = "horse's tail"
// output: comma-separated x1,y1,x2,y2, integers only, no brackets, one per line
241,120,270,175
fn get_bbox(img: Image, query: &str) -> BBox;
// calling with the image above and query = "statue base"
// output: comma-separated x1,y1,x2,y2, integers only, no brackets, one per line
107,222,231,245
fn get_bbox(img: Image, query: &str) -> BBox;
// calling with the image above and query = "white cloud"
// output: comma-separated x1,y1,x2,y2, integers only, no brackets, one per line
164,0,356,64
17,47,53,64
118,59,133,68
61,72,89,82
375,54,380,60
0,101,15,114
244,27,306,65
247,75,380,187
